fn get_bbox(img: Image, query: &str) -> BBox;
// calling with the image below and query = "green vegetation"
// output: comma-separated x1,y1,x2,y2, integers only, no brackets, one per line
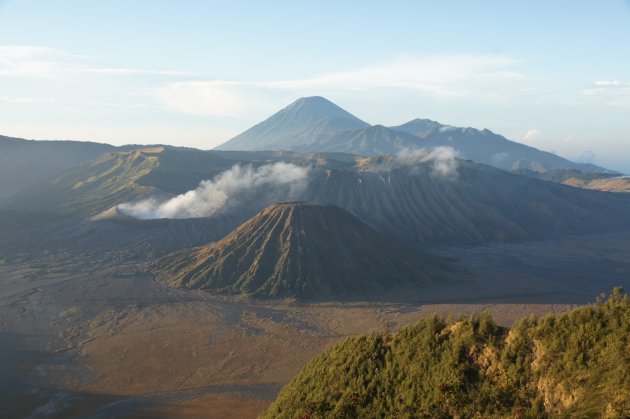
262,288,630,418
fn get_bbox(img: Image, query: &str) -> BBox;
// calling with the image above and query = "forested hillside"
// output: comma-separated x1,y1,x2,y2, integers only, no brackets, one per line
263,288,630,418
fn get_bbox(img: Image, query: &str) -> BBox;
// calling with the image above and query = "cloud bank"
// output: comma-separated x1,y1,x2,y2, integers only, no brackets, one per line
582,80,630,108
118,162,310,219
396,147,460,178
0,45,186,78
152,54,526,117
524,129,541,140
595,80,620,87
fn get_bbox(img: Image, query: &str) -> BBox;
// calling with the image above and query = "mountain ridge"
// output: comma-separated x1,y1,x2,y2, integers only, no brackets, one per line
6,147,630,256
294,124,423,155
214,97,614,174
390,121,612,173
0,134,116,200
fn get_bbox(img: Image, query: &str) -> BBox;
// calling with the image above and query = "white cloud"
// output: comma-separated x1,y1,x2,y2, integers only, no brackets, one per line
0,46,78,78
595,80,620,86
83,101,163,110
582,80,630,107
0,95,56,104
523,129,541,140
152,81,262,117
399,147,460,179
85,68,189,76
264,54,520,94
118,162,310,219
0,45,186,78
152,54,529,117
576,150,597,164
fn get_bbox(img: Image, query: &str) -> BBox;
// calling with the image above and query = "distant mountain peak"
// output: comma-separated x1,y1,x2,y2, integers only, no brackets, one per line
409,117,442,124
297,95,325,101
215,97,369,151
290,96,332,105
215,98,613,175
280,96,360,121
390,118,445,138
284,96,333,111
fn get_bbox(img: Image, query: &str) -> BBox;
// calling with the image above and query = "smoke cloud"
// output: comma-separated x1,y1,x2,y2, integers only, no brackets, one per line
118,162,310,219
395,147,460,178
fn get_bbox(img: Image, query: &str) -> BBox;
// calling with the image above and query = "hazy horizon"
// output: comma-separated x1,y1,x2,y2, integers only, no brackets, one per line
1,0,629,172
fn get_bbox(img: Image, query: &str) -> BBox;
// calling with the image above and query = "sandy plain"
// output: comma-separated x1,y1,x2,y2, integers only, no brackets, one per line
1,231,629,418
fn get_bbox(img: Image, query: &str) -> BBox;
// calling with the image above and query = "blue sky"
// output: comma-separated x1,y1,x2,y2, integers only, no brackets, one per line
1,0,629,172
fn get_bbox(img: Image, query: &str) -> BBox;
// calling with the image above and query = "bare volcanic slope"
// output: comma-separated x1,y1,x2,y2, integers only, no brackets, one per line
391,120,612,173
563,175,630,193
562,176,630,193
519,169,630,193
301,158,630,245
5,148,630,252
5,149,630,259
152,202,449,299
6,146,236,217
215,96,370,151
0,134,114,201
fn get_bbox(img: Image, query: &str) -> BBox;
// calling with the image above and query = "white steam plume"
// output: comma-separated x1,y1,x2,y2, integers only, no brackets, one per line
118,162,310,219
395,146,460,178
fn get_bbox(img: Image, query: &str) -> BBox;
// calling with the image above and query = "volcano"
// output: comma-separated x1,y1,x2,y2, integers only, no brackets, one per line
215,96,370,151
151,202,448,298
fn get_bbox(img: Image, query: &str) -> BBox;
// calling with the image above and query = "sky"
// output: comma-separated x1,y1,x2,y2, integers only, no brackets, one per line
0,0,629,172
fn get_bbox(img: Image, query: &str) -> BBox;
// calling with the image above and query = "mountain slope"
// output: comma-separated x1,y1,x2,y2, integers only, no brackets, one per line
518,169,630,193
0,135,114,201
8,149,630,249
302,158,630,245
216,96,613,174
6,147,236,217
152,202,448,298
389,118,444,137
562,175,630,192
294,125,423,155
215,96,370,151
391,122,612,173
7,148,161,217
263,289,630,418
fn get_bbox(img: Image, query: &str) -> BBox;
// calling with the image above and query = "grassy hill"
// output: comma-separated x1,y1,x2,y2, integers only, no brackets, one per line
263,288,629,418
